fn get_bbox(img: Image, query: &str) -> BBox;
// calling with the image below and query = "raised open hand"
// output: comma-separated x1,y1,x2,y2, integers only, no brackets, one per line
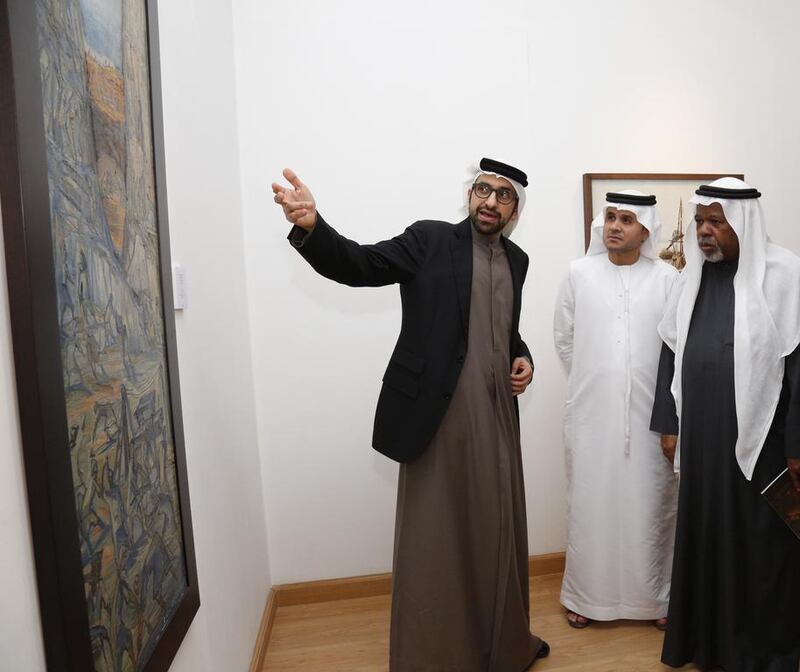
272,168,317,231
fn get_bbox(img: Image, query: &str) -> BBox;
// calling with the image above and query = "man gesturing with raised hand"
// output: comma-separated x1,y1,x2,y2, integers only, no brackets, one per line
273,161,548,671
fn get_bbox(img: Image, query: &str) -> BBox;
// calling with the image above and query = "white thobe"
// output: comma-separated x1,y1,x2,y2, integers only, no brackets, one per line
554,254,679,621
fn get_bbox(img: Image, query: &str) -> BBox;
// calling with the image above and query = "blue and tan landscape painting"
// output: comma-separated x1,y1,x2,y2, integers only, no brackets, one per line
36,0,187,669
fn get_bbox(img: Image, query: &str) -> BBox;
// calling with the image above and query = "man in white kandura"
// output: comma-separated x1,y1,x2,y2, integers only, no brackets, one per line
554,190,679,629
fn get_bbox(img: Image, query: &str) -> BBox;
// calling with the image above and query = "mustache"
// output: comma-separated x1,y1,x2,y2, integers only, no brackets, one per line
698,235,719,247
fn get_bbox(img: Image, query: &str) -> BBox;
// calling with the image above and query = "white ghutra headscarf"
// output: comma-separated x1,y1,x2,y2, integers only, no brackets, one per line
586,190,662,259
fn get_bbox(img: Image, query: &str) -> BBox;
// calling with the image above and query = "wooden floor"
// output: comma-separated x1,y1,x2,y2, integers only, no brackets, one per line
262,573,702,671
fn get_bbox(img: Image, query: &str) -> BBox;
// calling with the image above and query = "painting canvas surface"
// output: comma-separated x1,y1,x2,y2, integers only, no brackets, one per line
35,0,187,669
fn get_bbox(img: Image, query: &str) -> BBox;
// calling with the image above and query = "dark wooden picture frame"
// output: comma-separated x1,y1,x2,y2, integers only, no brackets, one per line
582,173,745,250
0,1,199,670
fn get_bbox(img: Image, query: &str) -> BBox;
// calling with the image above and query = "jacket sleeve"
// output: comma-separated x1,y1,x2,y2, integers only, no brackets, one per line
287,213,427,287
553,270,575,374
512,252,533,367
513,336,533,366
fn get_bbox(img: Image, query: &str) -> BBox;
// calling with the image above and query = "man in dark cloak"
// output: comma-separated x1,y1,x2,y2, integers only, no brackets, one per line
650,177,800,671
272,159,549,671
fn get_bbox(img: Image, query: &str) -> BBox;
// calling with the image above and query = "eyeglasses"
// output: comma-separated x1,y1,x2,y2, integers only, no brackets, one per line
472,181,517,205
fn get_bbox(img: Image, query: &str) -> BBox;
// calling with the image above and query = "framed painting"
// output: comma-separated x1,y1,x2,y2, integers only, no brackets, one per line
582,173,745,262
0,1,199,671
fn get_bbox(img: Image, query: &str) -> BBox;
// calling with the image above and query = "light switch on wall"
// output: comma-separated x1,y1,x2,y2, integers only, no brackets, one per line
173,265,186,310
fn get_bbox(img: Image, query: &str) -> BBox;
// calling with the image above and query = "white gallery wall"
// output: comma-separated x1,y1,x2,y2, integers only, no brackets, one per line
234,0,800,584
0,1,270,671
157,1,270,670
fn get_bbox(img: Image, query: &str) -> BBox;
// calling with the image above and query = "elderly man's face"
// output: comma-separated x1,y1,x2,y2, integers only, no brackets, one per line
695,203,739,262
468,174,518,236
603,207,649,254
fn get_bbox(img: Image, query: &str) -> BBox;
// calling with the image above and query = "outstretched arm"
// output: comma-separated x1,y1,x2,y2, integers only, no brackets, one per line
272,168,427,287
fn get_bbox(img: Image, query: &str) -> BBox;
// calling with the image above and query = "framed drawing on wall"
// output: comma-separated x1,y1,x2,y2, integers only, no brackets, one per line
582,173,745,265
0,1,199,671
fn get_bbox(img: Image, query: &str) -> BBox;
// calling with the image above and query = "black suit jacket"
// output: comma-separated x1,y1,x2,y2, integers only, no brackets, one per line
289,214,532,463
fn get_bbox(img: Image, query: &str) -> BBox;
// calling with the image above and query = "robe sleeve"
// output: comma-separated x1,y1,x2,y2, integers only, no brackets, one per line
553,271,575,373
287,213,427,286
782,343,800,459
650,341,679,435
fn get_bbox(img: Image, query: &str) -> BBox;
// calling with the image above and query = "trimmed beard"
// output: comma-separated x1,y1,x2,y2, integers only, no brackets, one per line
698,235,724,263
469,207,514,237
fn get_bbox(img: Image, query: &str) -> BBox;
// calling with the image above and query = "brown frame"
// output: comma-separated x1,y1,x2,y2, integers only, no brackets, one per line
0,1,199,670
582,172,745,249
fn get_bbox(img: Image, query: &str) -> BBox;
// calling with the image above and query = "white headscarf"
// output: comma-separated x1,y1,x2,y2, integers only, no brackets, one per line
463,163,526,237
658,177,800,479
586,190,662,259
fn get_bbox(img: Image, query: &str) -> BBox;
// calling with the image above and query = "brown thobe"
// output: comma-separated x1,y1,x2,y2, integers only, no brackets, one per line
390,232,544,671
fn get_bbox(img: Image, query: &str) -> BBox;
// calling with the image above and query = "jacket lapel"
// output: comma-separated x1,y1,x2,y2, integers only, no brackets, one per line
450,218,473,337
